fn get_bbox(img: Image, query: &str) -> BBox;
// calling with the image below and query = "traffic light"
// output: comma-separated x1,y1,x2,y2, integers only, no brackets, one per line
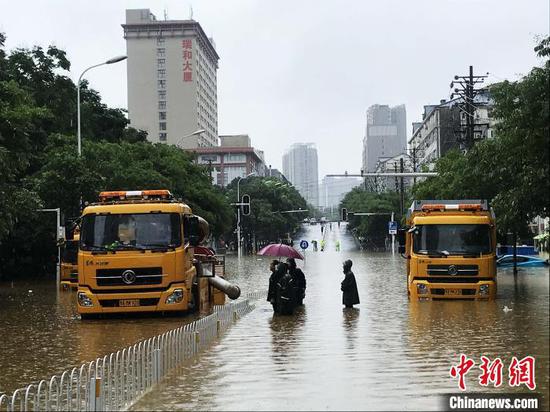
341,208,347,222
241,194,251,216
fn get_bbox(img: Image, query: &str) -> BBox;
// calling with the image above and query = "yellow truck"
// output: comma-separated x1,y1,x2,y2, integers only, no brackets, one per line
399,200,497,300
60,230,79,290
76,190,240,318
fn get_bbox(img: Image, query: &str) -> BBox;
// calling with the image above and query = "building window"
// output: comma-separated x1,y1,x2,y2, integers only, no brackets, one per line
159,112,166,120
159,132,167,141
158,80,166,89
158,101,166,110
224,165,247,184
157,59,166,68
199,154,219,164
159,122,167,131
157,37,165,45
157,48,165,57
158,69,166,78
224,153,246,163
158,90,166,100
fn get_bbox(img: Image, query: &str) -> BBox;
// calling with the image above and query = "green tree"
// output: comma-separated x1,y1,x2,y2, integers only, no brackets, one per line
0,37,46,240
488,36,550,229
4,41,130,142
224,177,309,251
31,135,232,235
340,188,400,249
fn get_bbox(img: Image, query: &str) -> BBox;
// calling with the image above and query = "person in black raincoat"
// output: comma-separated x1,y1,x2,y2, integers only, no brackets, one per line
274,262,296,315
286,257,306,305
341,259,359,308
267,259,280,307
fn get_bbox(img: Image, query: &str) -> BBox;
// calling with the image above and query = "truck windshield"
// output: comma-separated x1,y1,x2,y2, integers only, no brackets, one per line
412,224,491,256
62,240,78,264
80,213,182,251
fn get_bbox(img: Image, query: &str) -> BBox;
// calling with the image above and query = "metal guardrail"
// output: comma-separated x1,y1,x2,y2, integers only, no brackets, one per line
243,290,266,301
0,293,263,412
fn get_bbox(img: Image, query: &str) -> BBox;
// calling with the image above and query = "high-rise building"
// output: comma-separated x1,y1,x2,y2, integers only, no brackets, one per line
123,9,218,148
408,92,494,170
282,143,319,207
362,104,407,172
319,176,362,209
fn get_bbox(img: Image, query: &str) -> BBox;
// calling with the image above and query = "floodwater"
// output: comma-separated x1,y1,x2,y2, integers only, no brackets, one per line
132,223,549,411
0,282,198,394
0,223,548,411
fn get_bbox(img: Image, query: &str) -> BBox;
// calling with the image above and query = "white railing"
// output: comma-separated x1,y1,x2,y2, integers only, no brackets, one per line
0,293,263,412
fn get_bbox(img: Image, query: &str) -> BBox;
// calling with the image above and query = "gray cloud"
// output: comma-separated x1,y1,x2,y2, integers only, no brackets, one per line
1,0,547,178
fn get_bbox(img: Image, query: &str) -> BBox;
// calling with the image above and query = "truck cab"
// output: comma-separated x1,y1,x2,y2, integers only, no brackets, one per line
77,190,239,318
400,200,497,300
60,231,79,290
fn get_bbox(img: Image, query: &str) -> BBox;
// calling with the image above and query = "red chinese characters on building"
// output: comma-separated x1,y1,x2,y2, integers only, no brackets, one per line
182,39,192,82
450,354,475,391
479,356,504,387
508,356,536,390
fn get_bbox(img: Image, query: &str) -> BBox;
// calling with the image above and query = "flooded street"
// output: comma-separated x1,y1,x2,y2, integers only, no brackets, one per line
0,223,548,410
0,282,197,394
132,223,549,410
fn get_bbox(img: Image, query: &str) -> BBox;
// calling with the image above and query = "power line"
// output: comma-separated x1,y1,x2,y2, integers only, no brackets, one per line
449,66,488,150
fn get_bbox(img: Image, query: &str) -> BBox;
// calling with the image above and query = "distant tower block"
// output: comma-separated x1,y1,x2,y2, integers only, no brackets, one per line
123,8,219,148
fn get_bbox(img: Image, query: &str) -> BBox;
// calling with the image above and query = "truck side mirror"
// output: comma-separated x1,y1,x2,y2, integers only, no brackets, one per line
397,229,406,254
184,215,200,246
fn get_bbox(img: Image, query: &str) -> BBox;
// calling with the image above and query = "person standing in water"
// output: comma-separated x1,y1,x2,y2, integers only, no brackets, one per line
286,257,306,305
341,259,359,308
267,259,280,306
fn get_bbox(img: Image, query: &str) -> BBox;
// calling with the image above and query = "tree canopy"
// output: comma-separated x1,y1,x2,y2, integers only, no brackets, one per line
340,188,400,249
224,177,309,249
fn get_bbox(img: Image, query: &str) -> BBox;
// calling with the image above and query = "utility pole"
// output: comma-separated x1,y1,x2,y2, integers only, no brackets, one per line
37,208,63,288
399,158,405,216
391,211,395,254
236,172,255,257
450,66,488,151
394,162,399,192
411,147,418,186
466,65,474,150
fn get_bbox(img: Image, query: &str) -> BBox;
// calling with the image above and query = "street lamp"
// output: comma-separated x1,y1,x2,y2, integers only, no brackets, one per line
77,55,127,156
176,129,206,148
237,172,256,257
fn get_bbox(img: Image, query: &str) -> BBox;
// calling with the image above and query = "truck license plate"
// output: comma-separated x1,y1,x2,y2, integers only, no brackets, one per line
119,299,140,307
445,289,461,296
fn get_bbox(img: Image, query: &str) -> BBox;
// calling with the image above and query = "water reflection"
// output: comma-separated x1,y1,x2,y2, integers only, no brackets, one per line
0,279,196,393
270,306,306,366
342,307,359,351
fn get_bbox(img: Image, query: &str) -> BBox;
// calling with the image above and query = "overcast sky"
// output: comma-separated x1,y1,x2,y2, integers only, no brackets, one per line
1,0,548,179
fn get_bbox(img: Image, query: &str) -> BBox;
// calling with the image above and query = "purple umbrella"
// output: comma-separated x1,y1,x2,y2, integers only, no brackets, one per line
257,243,304,260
